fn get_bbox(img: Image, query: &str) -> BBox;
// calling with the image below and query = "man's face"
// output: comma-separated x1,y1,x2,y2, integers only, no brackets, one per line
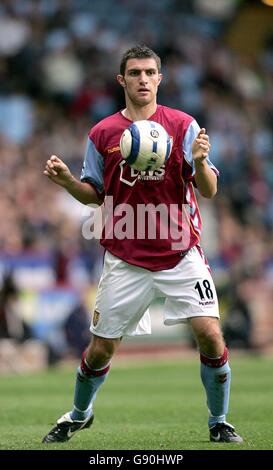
118,58,162,106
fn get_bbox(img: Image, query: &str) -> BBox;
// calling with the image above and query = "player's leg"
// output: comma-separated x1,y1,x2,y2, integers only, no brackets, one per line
190,316,242,442
70,334,121,422
159,247,243,442
190,317,230,425
43,251,154,443
42,335,121,444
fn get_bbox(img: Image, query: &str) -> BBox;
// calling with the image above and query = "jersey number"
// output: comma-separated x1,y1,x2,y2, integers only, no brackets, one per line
194,280,214,300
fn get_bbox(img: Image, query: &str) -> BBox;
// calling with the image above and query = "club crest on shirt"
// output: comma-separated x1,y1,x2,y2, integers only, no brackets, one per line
92,310,100,327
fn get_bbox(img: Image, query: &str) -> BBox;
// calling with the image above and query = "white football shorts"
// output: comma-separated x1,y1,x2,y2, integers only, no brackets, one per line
90,246,219,338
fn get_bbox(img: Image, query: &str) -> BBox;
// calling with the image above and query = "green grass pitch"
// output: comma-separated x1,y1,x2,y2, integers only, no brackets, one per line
0,354,272,450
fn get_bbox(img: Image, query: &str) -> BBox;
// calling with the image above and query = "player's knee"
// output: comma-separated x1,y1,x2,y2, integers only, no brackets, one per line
197,329,225,357
86,335,121,367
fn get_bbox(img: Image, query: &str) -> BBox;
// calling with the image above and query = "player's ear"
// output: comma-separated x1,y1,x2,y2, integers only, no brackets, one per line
117,74,126,88
158,73,163,85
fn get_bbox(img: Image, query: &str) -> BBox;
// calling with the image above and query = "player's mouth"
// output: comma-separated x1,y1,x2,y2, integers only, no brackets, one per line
138,88,149,94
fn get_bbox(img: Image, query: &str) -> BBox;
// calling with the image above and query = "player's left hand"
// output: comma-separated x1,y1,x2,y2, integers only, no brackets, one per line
192,128,211,162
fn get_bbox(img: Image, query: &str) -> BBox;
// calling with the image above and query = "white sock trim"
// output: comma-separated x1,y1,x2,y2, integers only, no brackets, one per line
85,360,111,372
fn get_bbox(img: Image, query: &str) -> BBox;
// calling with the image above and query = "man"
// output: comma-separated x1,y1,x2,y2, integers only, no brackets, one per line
42,45,243,444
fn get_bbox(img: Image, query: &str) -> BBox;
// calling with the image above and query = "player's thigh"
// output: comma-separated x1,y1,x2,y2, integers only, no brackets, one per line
91,251,154,338
156,246,219,324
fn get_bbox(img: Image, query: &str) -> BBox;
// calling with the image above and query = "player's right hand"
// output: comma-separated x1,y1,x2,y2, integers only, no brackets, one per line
43,155,72,187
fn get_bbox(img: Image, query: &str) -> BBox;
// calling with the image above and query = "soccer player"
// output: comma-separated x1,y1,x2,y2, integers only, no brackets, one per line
42,45,243,444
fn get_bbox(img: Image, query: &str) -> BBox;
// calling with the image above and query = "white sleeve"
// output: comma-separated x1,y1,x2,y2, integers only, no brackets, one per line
182,120,219,176
80,137,104,193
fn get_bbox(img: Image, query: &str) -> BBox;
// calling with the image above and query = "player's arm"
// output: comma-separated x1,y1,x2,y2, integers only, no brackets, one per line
192,128,217,198
44,155,103,206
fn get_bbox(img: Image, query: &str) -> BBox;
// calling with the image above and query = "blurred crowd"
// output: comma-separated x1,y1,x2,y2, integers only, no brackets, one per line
0,0,273,351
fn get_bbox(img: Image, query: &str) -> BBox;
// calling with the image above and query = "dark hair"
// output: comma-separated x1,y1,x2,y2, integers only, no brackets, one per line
119,45,161,76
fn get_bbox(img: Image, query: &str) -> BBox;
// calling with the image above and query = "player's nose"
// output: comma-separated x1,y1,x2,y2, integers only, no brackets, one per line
139,71,148,83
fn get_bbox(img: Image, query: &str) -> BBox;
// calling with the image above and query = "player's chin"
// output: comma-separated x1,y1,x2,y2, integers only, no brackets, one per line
135,96,153,106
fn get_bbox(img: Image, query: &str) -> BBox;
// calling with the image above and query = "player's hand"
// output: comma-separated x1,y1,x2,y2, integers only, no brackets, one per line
192,128,211,163
43,155,73,187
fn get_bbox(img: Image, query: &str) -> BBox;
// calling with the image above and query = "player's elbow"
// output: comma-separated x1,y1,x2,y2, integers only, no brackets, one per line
201,186,217,198
198,183,217,199
201,187,217,198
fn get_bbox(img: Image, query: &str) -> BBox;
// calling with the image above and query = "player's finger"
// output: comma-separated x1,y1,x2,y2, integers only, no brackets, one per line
50,154,62,163
50,159,66,171
47,160,64,172
52,162,63,171
198,128,206,136
196,137,209,143
198,139,211,149
45,166,58,176
197,136,209,145
44,170,57,177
